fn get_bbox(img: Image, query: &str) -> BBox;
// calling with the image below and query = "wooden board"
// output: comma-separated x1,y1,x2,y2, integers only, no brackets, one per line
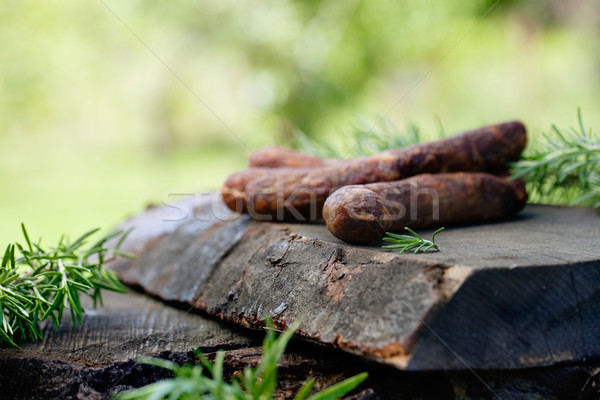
3,290,600,399
0,290,380,399
0,290,251,368
109,194,600,371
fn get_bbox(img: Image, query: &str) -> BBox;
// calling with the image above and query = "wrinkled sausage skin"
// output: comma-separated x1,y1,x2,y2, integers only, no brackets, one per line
323,173,527,244
248,147,341,168
243,121,526,220
221,167,318,213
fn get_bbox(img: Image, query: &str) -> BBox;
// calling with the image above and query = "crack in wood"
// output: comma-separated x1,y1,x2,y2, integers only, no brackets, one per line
108,197,600,371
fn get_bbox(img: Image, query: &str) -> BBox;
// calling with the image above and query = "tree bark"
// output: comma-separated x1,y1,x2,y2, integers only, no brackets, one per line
110,194,600,370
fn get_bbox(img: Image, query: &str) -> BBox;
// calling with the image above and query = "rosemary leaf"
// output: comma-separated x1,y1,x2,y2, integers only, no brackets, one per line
511,110,600,211
382,227,444,254
0,226,132,348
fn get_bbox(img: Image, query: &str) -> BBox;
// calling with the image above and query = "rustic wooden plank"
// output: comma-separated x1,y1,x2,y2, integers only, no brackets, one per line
0,290,377,399
109,194,600,370
0,290,253,367
1,279,600,399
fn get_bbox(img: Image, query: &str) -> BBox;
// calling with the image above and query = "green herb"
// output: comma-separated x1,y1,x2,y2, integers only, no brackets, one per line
382,227,445,254
295,115,428,158
0,224,132,348
511,110,600,210
297,111,600,210
116,319,368,400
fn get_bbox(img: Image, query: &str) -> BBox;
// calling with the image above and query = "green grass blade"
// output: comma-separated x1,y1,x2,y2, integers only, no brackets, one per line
305,372,368,400
135,356,180,372
293,378,316,400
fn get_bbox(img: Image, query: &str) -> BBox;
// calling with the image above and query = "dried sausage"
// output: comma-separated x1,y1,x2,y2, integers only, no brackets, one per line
222,166,317,213
322,173,527,244
244,121,526,220
248,147,341,168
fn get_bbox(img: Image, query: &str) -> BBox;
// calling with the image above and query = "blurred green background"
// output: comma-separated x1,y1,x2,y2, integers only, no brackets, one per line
1,0,599,245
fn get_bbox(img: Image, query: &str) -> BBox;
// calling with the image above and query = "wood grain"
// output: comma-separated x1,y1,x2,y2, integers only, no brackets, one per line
1,258,600,399
108,194,600,370
0,290,253,367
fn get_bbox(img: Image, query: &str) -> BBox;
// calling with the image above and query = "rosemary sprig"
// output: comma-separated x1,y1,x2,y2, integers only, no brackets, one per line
382,227,445,254
117,319,368,400
296,111,600,211
0,224,133,348
511,110,600,210
295,115,426,158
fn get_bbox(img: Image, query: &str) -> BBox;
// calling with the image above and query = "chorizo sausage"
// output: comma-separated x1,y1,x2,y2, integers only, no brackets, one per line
322,173,527,244
244,121,526,220
223,147,340,212
221,166,318,213
248,147,341,168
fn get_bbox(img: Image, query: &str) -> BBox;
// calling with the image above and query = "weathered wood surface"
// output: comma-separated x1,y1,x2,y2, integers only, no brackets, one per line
0,290,372,399
0,290,251,368
0,290,252,398
109,194,600,371
2,290,600,399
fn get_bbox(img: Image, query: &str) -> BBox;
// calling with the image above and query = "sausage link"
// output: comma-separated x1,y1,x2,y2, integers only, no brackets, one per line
222,167,318,213
248,147,341,168
245,121,526,220
322,173,527,244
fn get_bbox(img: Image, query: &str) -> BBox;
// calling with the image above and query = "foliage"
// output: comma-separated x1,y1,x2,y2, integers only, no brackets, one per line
295,115,427,158
116,319,368,400
2,0,600,250
511,110,600,211
0,224,132,348
382,227,445,254
299,111,600,212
